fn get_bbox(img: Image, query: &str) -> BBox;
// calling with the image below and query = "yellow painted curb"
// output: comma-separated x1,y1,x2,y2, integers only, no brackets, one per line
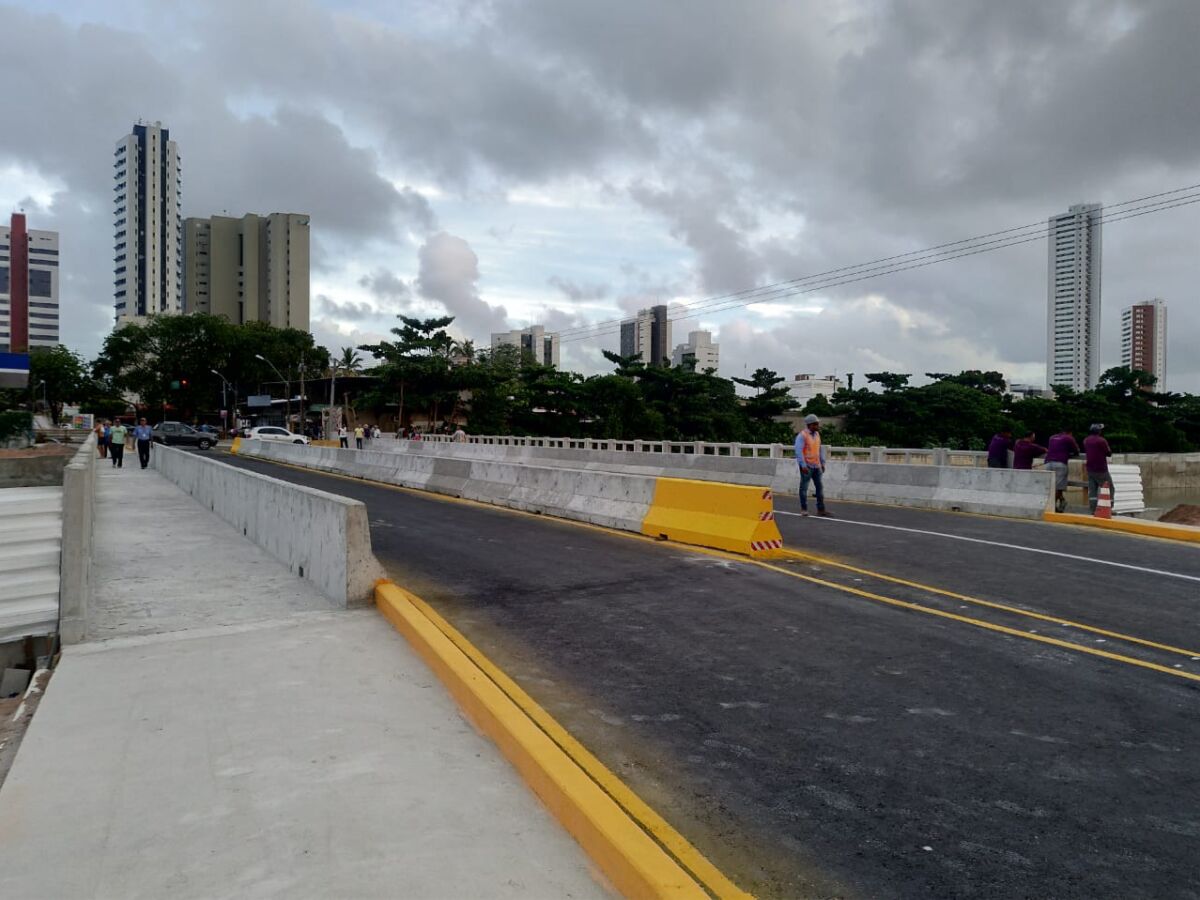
1043,511,1200,544
374,581,741,899
641,478,785,558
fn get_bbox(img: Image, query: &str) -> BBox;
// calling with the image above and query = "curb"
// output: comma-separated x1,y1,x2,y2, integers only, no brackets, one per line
374,581,750,900
1043,511,1200,544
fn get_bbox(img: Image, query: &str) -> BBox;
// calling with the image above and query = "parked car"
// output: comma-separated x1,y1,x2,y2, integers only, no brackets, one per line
245,426,310,445
152,421,219,450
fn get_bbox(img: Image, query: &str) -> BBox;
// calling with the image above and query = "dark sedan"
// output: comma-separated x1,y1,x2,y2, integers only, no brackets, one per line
152,421,219,450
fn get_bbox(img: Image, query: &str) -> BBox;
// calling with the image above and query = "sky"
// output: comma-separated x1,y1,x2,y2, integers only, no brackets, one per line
1,0,1197,390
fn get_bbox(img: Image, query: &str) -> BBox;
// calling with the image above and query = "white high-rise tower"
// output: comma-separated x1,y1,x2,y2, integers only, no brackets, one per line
1046,203,1102,391
114,121,182,322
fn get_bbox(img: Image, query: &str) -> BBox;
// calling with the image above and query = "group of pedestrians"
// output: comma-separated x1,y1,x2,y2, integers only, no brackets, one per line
92,418,155,469
987,424,1113,513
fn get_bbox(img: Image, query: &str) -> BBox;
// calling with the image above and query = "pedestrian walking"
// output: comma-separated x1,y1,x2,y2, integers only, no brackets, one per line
109,421,128,468
1044,428,1081,513
338,425,349,449
1083,424,1113,514
96,421,108,458
372,425,381,440
1012,431,1047,470
354,425,364,449
134,418,154,469
986,428,1014,468
453,426,467,443
795,414,831,517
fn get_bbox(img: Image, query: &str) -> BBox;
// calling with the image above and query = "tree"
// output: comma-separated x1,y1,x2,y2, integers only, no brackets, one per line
29,346,88,424
360,315,458,429
337,347,363,375
732,368,797,443
866,372,911,392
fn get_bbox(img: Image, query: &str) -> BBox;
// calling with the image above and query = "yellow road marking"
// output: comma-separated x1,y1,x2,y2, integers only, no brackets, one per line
780,549,1200,659
231,451,1200,685
753,560,1200,685
1044,511,1200,545
402,590,752,899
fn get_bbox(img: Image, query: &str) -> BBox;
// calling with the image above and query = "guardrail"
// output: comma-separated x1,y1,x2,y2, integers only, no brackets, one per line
412,433,991,467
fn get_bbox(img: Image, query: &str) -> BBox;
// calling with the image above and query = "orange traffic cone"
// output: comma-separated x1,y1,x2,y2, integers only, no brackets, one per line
1093,482,1113,519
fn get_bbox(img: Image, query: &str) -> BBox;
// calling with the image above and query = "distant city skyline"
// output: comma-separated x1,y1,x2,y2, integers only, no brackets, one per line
2,4,1199,390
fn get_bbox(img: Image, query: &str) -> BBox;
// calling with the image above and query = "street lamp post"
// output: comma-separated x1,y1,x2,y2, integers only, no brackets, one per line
254,354,290,427
210,369,232,435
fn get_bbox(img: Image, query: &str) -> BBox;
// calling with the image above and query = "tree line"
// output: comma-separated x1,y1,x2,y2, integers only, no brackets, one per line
4,311,1198,453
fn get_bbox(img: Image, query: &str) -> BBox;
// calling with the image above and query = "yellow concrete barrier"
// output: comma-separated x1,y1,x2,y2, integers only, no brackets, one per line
311,439,340,448
374,581,720,899
641,477,785,558
229,436,241,455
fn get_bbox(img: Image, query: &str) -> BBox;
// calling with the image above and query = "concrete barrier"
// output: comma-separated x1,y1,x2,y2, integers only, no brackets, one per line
641,480,784,557
372,440,1055,519
237,440,787,556
59,435,97,644
152,445,384,607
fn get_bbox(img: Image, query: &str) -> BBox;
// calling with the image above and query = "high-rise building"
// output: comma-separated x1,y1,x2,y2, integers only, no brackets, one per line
184,213,310,330
1046,202,1102,390
114,121,182,322
619,304,671,366
1121,299,1167,390
491,325,560,367
0,213,60,352
671,330,719,372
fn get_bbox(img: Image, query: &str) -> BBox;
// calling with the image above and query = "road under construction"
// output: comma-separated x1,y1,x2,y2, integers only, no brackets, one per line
212,449,1200,898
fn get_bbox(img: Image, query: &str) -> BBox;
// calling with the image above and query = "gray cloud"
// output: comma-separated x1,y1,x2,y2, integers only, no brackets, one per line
3,0,1200,391
317,294,377,322
358,268,411,302
415,232,509,337
547,275,610,302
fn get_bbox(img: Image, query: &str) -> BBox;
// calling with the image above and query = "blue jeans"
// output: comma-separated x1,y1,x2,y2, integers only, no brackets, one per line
800,467,825,512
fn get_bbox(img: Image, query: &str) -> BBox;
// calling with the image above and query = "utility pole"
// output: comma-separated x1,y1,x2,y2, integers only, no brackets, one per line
299,352,306,434
328,363,337,439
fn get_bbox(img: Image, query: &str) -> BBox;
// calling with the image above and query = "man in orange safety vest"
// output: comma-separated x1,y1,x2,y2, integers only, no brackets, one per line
795,414,832,517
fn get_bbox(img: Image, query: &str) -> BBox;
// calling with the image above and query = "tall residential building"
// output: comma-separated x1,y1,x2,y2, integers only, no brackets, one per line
1046,202,1102,391
184,213,310,330
1121,299,1167,390
671,329,719,372
619,304,671,366
0,214,60,352
114,121,182,322
491,325,560,367
786,374,842,406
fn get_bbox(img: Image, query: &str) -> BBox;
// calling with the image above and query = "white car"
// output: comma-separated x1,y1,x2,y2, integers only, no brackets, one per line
246,426,310,445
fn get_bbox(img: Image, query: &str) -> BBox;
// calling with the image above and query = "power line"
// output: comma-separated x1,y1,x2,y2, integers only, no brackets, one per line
552,183,1200,341
553,186,1200,346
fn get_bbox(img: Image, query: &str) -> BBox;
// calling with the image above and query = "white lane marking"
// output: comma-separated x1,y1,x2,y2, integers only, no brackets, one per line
775,511,1200,584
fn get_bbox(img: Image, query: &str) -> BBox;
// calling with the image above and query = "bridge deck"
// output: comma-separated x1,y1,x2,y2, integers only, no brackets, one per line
217,452,1200,899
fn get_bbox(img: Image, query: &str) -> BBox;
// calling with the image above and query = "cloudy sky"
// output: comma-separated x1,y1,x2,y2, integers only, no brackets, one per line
2,0,1197,390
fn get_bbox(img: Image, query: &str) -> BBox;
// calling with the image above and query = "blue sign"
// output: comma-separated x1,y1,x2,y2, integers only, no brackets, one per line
0,352,30,389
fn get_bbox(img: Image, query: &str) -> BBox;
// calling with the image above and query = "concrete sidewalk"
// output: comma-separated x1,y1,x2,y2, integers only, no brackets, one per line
0,465,608,899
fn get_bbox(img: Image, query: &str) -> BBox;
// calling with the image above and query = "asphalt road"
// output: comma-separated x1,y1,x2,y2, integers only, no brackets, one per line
209,451,1200,899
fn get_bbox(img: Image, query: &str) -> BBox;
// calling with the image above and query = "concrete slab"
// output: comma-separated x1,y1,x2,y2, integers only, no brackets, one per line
0,463,609,899
88,464,336,640
0,612,609,899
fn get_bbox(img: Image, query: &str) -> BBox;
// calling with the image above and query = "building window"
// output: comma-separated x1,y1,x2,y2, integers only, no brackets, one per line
29,269,52,298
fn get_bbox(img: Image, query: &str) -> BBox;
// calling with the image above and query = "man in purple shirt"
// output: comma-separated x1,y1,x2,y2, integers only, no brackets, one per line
1044,428,1081,512
1012,432,1047,470
1083,424,1113,513
986,429,1013,468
